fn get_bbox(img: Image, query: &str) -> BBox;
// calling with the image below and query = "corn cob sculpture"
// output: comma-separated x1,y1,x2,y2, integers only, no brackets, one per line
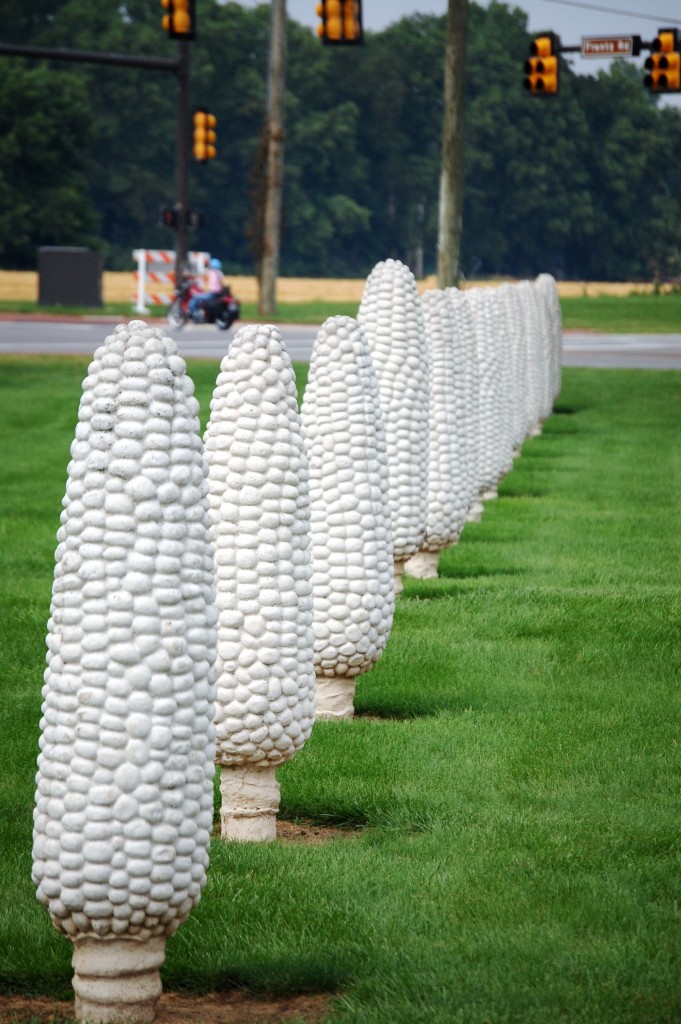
405,290,472,578
33,321,217,1024
357,259,429,594
447,288,484,523
517,280,544,437
498,283,528,459
466,288,505,500
487,285,515,484
535,274,563,409
301,316,394,718
204,324,315,841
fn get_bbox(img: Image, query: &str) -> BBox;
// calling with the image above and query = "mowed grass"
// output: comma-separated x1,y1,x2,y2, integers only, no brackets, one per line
2,286,681,331
0,300,358,324
0,356,679,1023
560,290,681,333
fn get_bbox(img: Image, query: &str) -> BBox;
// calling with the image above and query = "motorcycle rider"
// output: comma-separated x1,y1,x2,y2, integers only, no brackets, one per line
189,257,224,316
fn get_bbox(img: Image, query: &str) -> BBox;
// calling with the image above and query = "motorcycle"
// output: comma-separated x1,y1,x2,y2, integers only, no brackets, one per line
167,277,240,331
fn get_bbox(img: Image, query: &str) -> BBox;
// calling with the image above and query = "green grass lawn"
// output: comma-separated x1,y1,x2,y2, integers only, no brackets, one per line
0,357,679,1023
560,291,681,333
0,299,358,324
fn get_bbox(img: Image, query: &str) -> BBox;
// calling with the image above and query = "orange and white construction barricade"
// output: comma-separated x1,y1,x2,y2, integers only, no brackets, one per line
132,249,210,313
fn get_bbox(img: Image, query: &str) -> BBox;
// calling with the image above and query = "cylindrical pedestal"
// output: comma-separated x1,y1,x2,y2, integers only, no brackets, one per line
315,675,356,720
72,937,165,1024
404,550,440,579
466,499,485,523
220,764,280,842
394,558,406,596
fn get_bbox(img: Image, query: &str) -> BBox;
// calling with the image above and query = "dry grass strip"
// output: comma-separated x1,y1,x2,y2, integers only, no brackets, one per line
0,270,666,305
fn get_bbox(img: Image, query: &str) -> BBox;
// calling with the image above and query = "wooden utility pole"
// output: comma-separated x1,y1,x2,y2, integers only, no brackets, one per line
175,40,191,285
259,0,287,317
437,0,468,288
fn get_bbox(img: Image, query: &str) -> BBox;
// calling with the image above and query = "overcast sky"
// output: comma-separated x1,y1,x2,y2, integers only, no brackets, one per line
280,0,681,38
236,1,681,80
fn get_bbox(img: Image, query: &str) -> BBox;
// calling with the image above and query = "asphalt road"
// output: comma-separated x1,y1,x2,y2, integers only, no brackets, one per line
0,320,319,363
0,319,680,369
562,332,681,370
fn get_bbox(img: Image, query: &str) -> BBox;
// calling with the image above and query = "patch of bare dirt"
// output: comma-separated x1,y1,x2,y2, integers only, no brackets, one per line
0,990,332,1024
275,820,361,844
209,819,361,845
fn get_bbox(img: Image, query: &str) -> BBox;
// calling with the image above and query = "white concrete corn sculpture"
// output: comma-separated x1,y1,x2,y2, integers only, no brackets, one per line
535,274,563,408
358,259,429,594
465,288,505,500
487,286,515,484
499,283,529,458
447,288,484,523
517,280,544,437
531,277,553,423
405,290,471,578
301,316,394,718
33,321,217,1024
204,324,314,842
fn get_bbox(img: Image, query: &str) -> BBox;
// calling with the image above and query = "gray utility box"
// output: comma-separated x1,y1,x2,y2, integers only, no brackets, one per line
38,247,103,307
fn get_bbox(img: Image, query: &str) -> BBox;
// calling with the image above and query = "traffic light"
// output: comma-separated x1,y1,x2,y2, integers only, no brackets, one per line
160,0,195,40
193,109,217,162
160,207,178,229
524,34,559,95
316,0,363,46
644,29,681,93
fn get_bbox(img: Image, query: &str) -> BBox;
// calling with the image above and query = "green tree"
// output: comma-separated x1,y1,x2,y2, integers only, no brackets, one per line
0,62,98,267
4,0,681,281
570,63,681,280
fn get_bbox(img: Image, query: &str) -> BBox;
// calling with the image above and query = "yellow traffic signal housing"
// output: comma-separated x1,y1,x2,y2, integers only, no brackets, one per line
644,29,681,93
161,0,195,40
193,109,217,162
524,34,559,95
317,0,363,46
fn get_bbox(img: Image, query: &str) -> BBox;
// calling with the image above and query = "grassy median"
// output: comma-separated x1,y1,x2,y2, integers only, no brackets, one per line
2,287,681,331
0,358,679,1022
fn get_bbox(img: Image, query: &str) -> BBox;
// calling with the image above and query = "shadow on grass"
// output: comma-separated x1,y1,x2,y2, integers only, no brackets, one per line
498,490,548,499
279,807,370,829
353,706,434,722
163,958,346,1000
404,567,524,589
553,403,583,415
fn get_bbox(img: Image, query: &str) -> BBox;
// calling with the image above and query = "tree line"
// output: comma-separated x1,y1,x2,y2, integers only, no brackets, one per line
1,0,681,281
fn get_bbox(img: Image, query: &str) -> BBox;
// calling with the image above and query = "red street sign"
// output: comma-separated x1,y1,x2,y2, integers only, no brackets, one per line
581,36,634,58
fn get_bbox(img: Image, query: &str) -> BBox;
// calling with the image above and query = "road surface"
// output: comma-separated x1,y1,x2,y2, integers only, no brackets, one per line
0,320,680,369
562,332,681,370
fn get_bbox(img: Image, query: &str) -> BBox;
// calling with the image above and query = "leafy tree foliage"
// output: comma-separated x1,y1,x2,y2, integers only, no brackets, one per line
1,0,681,280
0,62,98,267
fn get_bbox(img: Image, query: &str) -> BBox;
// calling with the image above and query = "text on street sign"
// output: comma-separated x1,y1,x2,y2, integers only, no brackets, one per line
581,36,635,58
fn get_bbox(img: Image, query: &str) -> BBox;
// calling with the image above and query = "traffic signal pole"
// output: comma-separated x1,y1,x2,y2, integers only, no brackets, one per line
523,30,681,96
0,37,193,287
0,41,178,73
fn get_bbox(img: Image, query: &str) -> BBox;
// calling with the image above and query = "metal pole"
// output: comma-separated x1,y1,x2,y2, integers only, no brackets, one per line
0,38,187,288
175,40,191,285
0,41,178,72
437,0,468,289
259,0,287,317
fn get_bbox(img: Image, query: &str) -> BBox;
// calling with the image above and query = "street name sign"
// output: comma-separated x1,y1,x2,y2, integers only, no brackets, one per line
581,36,636,58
